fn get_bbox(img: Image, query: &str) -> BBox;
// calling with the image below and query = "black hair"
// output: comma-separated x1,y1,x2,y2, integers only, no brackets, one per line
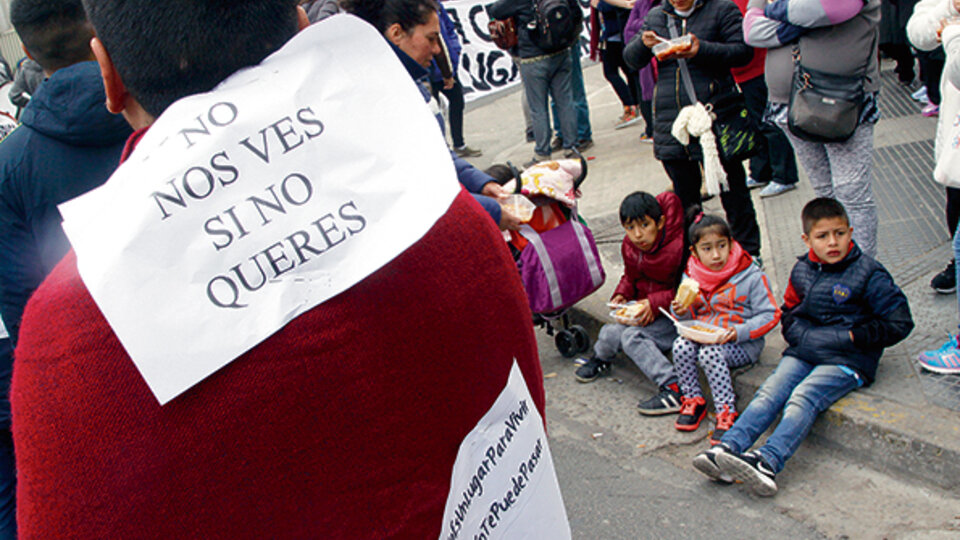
619,191,662,225
484,164,514,185
340,0,438,34
686,207,731,246
11,0,93,72
81,0,300,117
801,197,849,234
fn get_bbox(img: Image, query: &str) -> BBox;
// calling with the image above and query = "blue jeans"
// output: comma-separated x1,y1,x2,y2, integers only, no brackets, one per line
721,356,861,474
520,49,577,156
552,45,592,143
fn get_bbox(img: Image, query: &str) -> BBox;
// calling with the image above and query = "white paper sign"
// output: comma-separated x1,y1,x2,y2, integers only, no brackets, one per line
58,15,460,404
440,361,570,540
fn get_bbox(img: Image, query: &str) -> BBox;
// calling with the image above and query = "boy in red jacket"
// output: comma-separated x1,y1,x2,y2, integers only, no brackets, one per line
576,191,686,415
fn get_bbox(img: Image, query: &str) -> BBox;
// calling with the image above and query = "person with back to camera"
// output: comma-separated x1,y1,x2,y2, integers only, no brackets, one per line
342,0,523,232
670,212,780,445
11,1,545,536
574,191,687,415
694,198,913,496
623,0,763,259
743,0,882,257
0,1,131,535
487,0,580,166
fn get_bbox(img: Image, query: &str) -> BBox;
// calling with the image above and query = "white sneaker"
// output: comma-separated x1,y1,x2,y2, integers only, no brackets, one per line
759,182,796,198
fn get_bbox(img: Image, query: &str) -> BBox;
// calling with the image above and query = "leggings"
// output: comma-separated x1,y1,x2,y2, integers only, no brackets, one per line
601,41,638,107
673,336,753,413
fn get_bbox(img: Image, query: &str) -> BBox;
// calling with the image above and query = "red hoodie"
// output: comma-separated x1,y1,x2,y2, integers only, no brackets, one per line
613,191,685,314
730,0,766,84
12,130,544,538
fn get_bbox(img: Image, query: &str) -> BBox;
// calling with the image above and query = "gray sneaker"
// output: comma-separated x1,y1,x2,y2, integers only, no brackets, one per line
758,182,797,198
523,154,551,168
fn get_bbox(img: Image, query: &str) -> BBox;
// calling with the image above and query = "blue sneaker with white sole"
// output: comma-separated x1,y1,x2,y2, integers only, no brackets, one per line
917,335,960,374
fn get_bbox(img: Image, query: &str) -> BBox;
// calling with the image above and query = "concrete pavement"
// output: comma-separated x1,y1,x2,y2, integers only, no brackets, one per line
456,58,960,496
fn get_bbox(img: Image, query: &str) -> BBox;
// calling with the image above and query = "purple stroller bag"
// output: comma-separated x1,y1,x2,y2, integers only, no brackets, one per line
517,211,605,314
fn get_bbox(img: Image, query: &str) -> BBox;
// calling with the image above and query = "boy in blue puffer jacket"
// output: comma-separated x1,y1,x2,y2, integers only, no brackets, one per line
692,197,914,496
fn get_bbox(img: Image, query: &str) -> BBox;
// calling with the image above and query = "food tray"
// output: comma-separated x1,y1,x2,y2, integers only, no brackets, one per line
652,35,692,61
502,194,536,223
676,320,725,344
609,301,638,325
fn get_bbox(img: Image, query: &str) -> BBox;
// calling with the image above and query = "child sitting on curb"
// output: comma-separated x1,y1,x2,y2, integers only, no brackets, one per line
671,213,780,445
576,191,687,415
694,198,914,496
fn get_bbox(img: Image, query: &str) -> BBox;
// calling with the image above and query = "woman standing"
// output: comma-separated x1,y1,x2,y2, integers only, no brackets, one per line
624,0,762,257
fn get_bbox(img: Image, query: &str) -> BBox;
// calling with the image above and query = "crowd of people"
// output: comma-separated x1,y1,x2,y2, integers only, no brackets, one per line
0,0,953,535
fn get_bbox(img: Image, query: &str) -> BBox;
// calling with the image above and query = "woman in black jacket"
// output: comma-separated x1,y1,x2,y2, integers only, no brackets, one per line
624,0,761,257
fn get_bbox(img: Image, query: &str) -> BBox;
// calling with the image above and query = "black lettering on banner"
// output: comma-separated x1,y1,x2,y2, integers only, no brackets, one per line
484,52,515,87
467,4,490,42
446,7,470,46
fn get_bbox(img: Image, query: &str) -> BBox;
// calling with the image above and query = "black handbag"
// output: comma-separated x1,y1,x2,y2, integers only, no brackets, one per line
669,19,758,162
786,39,874,143
787,60,863,143
707,85,760,162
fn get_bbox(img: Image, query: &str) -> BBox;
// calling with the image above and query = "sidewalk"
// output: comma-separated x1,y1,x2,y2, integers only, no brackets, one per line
459,59,960,494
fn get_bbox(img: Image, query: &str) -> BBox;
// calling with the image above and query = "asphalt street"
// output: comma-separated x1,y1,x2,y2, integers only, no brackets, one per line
539,332,960,539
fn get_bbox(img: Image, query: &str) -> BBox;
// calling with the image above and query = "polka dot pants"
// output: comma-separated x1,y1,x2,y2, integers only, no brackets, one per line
672,336,753,413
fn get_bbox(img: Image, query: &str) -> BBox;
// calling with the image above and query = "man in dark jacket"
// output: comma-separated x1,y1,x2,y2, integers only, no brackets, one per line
487,0,579,165
694,198,913,497
0,0,132,347
0,2,130,536
624,0,762,257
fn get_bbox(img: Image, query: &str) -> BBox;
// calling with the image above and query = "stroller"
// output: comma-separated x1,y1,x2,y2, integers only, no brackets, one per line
500,153,605,357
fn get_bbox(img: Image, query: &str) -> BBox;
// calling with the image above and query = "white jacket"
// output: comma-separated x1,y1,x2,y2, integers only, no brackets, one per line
907,0,960,185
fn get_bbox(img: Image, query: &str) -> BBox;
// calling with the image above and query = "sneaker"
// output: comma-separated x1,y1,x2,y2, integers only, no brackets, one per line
454,145,482,158
710,404,737,445
674,396,707,431
523,154,550,168
745,177,768,189
716,450,778,497
576,139,594,152
911,86,928,103
917,335,960,374
575,357,611,383
637,384,682,415
551,137,563,151
638,133,654,144
758,182,797,198
922,103,940,117
615,106,639,129
692,443,734,484
930,259,956,294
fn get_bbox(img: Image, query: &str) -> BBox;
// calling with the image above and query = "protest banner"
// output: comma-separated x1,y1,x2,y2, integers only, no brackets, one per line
58,15,461,404
441,0,591,103
440,361,571,540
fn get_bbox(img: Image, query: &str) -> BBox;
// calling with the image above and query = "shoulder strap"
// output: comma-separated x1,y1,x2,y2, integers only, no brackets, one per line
668,16,699,106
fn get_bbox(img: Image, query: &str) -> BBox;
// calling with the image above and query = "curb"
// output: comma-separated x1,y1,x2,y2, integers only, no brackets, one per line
562,306,960,495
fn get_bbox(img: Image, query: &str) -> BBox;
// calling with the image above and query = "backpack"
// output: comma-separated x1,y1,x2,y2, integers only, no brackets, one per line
530,0,583,53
